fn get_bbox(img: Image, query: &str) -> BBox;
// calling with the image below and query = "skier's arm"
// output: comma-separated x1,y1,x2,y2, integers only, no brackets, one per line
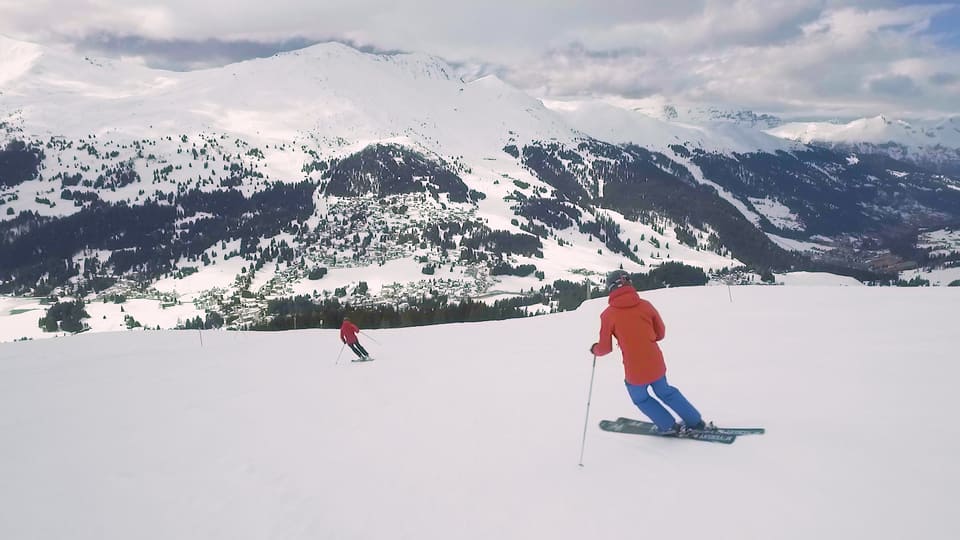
591,314,615,356
651,306,666,341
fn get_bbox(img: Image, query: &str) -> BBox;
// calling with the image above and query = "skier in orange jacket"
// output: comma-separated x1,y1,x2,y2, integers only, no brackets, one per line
590,270,705,434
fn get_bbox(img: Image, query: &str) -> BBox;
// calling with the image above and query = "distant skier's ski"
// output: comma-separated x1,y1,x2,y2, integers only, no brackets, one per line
614,417,765,436
351,356,375,363
599,419,736,444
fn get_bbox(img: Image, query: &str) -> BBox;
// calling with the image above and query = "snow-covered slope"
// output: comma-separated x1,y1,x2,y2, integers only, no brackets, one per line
0,33,812,202
0,35,44,86
0,35,570,161
1,285,958,539
769,115,960,153
543,100,799,154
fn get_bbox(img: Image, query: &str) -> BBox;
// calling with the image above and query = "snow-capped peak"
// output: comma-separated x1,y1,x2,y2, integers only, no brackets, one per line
767,115,960,151
273,42,455,82
0,35,577,153
0,34,44,86
542,98,797,154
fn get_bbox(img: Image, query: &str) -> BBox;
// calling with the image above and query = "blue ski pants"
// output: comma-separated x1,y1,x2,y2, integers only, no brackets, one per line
625,376,701,431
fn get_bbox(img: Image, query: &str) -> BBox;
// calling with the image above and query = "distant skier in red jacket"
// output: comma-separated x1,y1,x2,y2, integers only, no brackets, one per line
340,317,371,360
590,270,706,434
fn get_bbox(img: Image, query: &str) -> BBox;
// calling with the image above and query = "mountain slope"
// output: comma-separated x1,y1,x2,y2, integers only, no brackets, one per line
769,115,960,150
769,116,960,173
0,35,569,158
1,285,958,539
3,36,960,325
545,100,798,154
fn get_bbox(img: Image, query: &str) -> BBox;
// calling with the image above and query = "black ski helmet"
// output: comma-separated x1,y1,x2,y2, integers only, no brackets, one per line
606,270,631,292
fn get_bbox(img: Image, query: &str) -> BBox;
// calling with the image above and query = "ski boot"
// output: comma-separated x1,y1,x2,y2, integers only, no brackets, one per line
681,420,716,433
653,423,682,436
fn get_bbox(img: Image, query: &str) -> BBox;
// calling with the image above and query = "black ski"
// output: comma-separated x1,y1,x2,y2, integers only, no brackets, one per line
599,419,736,444
616,417,765,436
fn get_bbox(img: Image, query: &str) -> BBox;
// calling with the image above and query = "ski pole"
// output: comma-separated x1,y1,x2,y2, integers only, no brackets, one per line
578,355,597,467
335,342,346,365
360,331,380,345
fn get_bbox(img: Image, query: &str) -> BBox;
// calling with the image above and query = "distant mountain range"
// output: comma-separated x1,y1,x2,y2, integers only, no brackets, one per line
770,115,960,150
769,116,960,174
2,34,959,326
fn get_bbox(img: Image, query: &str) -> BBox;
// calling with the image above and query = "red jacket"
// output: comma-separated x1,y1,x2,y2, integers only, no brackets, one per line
592,285,667,385
340,321,360,344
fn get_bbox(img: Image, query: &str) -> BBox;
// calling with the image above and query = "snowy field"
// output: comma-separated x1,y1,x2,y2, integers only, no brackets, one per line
1,285,959,540
901,265,960,286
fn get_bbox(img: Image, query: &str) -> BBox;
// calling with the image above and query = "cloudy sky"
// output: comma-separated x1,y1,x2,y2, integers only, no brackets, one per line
1,0,958,119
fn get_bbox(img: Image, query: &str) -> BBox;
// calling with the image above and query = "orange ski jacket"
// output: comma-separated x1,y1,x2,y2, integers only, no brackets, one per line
592,285,667,385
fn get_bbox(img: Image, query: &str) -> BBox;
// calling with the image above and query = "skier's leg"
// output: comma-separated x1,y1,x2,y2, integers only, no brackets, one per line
625,381,676,431
650,376,702,426
348,342,365,358
355,342,370,357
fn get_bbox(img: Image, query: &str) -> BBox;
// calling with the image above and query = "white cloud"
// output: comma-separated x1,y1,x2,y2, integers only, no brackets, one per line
0,0,957,118
512,3,960,117
0,0,175,40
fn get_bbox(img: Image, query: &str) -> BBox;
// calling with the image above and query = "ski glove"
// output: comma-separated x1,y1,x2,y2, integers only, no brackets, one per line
589,343,598,355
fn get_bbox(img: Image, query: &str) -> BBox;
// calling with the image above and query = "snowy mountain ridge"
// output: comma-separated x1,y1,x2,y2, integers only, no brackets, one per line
544,99,799,154
769,115,960,169
2,33,957,156
770,115,960,149
1,34,568,156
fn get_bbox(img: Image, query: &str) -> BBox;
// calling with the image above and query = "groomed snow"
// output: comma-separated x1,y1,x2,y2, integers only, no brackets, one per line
766,233,833,253
1,285,958,540
774,271,863,286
